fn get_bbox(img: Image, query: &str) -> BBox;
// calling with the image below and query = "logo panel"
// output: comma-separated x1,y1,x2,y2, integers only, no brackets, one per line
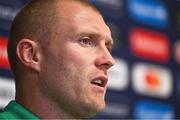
128,0,168,28
108,58,129,91
132,63,172,98
134,100,175,119
0,77,15,108
130,28,170,63
0,37,10,69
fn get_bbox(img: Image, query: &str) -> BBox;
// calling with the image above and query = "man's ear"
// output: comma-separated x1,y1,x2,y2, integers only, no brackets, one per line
16,39,41,72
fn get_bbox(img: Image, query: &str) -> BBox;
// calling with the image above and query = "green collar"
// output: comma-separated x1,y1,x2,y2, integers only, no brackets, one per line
0,101,39,119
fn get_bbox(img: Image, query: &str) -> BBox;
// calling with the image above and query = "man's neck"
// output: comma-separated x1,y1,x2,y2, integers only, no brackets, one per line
15,87,74,119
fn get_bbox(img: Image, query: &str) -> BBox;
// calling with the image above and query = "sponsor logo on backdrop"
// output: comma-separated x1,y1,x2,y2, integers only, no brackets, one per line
132,63,172,99
0,77,15,108
0,4,20,31
130,28,170,63
0,5,18,21
134,100,175,119
0,37,10,69
0,0,26,31
108,58,129,91
127,0,168,28
0,36,10,69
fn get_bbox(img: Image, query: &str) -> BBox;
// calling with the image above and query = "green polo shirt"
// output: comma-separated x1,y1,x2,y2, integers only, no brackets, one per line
0,101,39,119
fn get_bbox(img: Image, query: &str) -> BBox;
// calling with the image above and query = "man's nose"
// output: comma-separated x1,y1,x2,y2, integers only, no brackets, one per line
95,48,115,71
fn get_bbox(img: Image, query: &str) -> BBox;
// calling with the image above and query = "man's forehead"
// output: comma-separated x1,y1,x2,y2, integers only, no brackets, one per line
54,0,113,43
57,0,97,14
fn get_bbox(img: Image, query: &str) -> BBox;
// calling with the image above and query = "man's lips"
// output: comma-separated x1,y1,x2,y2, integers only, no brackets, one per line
91,76,108,88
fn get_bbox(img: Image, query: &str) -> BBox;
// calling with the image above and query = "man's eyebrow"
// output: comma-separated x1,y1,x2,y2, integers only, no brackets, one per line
105,37,114,51
76,27,113,44
76,28,100,37
106,37,113,45
78,30,112,40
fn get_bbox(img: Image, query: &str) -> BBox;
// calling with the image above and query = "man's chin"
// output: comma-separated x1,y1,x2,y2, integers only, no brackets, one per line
83,101,106,118
96,101,106,112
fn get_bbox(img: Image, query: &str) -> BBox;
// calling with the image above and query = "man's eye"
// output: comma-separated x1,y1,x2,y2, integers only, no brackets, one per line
79,37,96,47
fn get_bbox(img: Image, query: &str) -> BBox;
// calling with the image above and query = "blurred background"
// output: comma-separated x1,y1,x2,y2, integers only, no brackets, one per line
0,0,179,119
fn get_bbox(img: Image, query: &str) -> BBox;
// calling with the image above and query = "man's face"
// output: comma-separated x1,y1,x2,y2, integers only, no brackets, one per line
38,2,115,118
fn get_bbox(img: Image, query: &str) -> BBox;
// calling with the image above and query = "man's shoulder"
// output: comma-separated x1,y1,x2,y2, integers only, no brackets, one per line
0,101,20,119
0,110,14,119
0,101,39,119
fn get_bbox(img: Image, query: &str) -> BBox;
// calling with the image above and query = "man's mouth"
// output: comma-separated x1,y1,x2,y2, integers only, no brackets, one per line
91,76,108,88
91,80,103,87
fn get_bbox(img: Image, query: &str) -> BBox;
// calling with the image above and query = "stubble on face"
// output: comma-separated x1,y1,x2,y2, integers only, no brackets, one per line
39,48,106,118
